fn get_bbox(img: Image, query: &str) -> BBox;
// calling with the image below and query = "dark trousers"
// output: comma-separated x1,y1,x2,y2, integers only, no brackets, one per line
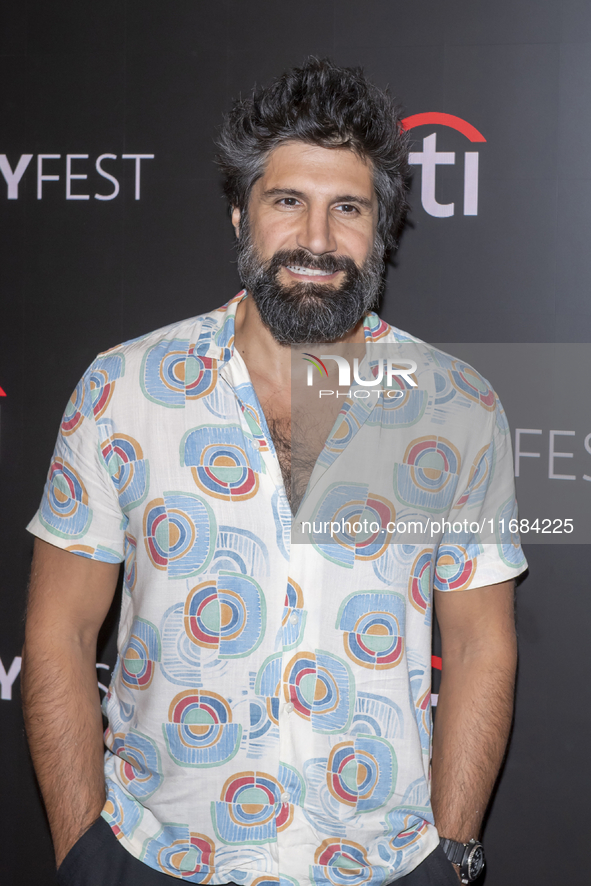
57,815,458,886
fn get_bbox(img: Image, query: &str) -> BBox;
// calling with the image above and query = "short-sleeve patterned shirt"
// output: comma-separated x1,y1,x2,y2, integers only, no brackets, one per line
28,292,527,884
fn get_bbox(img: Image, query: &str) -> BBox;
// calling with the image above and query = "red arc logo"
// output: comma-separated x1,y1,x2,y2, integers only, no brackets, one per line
402,112,486,142
402,113,486,217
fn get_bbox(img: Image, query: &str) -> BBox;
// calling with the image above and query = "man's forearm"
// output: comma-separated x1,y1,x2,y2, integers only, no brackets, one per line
430,642,517,842
21,637,106,867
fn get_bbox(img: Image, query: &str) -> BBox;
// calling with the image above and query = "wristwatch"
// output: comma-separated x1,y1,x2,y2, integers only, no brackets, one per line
439,837,485,883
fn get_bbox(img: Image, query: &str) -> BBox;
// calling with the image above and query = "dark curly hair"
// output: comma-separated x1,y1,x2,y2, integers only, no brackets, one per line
216,57,411,252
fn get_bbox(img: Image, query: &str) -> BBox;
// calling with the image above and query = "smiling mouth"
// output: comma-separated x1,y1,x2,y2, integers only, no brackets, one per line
285,264,339,278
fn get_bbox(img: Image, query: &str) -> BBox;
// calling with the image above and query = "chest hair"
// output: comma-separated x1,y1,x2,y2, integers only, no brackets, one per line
267,413,326,515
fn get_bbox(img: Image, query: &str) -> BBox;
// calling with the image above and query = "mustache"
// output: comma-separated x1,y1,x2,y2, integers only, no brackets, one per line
265,248,358,277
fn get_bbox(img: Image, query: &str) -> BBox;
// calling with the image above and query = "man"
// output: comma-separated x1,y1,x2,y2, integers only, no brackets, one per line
22,58,526,886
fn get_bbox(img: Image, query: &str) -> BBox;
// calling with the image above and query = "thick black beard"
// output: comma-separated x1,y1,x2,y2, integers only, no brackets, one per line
236,224,385,344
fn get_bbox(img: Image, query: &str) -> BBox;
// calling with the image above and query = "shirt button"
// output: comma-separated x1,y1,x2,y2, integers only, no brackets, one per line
289,612,299,625
285,702,294,713
280,792,290,803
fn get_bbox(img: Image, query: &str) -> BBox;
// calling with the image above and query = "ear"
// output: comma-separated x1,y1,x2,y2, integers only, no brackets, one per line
231,206,241,239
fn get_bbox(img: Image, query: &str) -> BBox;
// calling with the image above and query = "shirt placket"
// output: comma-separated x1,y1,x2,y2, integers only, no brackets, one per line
220,352,298,877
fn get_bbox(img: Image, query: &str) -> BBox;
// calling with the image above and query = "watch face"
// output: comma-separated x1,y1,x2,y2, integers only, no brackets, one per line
466,844,485,880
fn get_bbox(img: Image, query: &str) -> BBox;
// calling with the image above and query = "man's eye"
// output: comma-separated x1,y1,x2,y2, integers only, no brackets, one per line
279,197,300,207
337,204,358,214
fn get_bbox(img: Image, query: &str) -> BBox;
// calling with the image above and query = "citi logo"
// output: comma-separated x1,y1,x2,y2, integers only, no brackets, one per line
0,153,154,200
402,113,486,218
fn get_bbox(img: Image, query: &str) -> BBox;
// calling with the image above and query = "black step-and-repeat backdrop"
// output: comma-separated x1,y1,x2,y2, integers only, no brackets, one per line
2,2,590,883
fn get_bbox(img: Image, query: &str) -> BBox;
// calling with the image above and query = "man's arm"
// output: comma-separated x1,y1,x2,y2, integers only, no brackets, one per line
21,538,120,868
431,580,517,844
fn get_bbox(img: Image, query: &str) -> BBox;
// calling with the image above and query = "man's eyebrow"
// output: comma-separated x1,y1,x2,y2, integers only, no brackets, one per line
336,194,374,210
262,187,374,209
262,187,305,199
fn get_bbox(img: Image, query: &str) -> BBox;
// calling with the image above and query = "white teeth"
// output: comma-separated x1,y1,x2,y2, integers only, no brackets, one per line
286,265,334,277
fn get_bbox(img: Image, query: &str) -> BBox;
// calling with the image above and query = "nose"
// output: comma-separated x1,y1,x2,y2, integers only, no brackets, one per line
296,202,337,256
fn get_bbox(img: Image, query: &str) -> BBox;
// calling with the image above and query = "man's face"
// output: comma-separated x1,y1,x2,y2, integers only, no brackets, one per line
232,141,384,344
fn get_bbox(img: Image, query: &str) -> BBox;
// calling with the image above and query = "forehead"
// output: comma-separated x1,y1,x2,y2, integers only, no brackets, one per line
254,141,376,200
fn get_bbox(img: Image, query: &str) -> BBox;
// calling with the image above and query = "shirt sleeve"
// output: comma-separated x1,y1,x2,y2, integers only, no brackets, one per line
26,362,126,563
434,392,527,592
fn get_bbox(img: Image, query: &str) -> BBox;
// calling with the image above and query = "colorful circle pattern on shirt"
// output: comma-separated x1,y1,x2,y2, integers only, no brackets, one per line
283,650,354,733
142,826,215,881
60,377,92,435
240,399,270,452
449,360,496,410
326,735,396,813
280,578,306,649
388,814,430,851
394,436,461,513
254,653,282,728
408,550,432,619
323,410,361,458
311,839,383,886
143,492,216,579
39,457,92,539
182,425,260,501
90,353,125,419
103,781,143,841
433,544,477,591
114,729,163,799
101,433,149,512
433,369,457,407
308,484,394,568
353,496,396,561
414,687,431,755
141,339,218,407
121,618,161,691
336,592,406,670
364,315,391,341
163,688,242,767
185,348,218,401
212,771,288,844
65,542,120,563
184,572,266,658
454,443,492,509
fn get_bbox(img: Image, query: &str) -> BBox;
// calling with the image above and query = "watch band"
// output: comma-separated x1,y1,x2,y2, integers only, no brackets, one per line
439,837,485,883
440,837,466,866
